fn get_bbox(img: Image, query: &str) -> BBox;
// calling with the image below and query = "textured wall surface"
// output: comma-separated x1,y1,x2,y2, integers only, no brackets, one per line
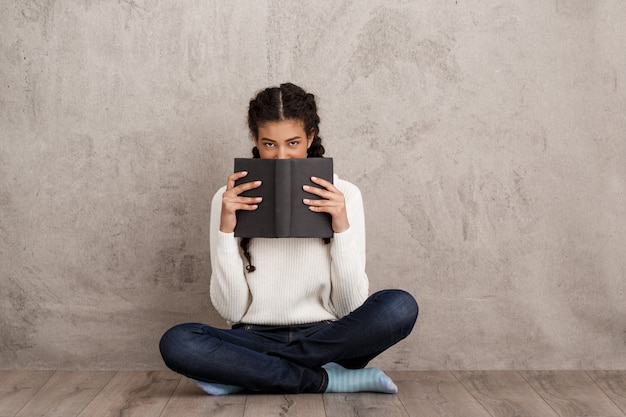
1,1,624,370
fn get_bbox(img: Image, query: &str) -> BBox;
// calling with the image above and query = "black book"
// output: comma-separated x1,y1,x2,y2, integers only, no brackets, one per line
233,158,334,238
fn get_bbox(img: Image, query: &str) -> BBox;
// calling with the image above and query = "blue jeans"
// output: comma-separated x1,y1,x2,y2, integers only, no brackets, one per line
159,289,418,393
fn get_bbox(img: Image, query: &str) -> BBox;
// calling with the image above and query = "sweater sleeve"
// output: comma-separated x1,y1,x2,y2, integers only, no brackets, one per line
328,179,369,317
208,186,251,322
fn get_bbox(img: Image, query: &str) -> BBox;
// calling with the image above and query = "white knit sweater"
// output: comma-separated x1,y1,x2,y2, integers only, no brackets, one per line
209,175,369,325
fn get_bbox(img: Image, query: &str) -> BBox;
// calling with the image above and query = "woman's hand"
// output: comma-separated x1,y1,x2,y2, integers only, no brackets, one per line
220,171,262,233
303,177,350,233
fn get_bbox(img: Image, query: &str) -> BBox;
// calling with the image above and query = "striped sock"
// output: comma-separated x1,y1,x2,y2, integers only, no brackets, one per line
322,363,398,393
192,379,244,396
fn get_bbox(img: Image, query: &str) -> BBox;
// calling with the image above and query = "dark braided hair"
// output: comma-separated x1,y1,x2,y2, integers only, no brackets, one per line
241,83,328,272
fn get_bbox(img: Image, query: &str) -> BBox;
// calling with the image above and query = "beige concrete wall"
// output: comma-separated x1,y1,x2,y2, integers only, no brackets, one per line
1,1,624,370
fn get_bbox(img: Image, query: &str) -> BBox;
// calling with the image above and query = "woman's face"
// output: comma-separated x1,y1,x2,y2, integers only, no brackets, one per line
255,120,312,159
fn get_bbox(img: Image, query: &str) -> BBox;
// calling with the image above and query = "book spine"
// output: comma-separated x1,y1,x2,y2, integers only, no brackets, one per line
275,160,291,237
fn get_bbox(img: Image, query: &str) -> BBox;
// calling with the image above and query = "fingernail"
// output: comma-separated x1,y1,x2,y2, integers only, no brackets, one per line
303,185,310,190
255,181,262,185
303,199,310,204
311,176,318,181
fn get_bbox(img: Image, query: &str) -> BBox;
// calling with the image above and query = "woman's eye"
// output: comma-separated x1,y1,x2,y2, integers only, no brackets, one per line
264,142,275,148
289,141,299,146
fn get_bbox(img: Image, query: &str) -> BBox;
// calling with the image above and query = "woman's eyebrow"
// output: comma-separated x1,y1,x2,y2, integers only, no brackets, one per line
259,136,302,142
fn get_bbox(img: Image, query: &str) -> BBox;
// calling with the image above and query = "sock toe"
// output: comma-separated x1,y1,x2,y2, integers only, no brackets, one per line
379,374,398,393
192,379,243,396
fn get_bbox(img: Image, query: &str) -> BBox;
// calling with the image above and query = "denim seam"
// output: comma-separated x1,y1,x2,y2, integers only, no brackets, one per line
317,367,328,393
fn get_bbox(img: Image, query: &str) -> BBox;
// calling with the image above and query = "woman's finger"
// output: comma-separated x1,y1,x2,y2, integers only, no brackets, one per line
227,171,249,190
231,201,260,211
232,180,263,195
310,176,338,192
303,184,342,202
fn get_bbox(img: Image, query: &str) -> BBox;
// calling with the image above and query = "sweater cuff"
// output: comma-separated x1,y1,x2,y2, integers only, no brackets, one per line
332,226,355,252
216,231,240,254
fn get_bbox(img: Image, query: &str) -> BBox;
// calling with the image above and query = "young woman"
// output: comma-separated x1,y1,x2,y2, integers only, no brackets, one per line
159,83,418,394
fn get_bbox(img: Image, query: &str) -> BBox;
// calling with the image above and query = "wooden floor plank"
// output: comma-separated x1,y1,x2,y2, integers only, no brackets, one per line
588,371,626,415
15,371,116,417
388,370,491,417
521,370,625,417
76,371,180,417
454,371,560,417
323,392,409,417
243,393,326,417
158,377,246,417
2,370,625,417
0,371,54,417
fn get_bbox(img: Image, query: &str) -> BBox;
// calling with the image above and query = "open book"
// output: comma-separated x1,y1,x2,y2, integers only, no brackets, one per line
233,158,334,238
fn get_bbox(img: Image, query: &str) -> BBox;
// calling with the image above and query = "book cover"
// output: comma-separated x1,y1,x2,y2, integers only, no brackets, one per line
233,158,334,238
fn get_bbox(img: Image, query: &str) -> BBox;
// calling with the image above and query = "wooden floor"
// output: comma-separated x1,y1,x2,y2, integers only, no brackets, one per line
1,370,625,417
